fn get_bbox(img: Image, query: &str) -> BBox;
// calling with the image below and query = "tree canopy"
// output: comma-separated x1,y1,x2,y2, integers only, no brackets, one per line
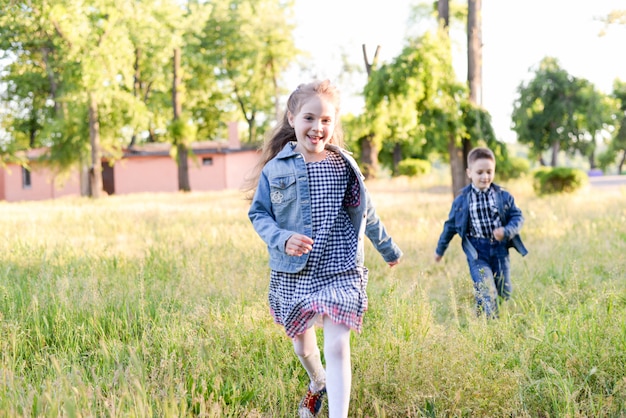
0,0,298,195
511,57,618,168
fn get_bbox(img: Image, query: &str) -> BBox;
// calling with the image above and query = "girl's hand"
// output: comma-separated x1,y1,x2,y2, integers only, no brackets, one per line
285,234,314,257
493,227,505,241
388,258,401,268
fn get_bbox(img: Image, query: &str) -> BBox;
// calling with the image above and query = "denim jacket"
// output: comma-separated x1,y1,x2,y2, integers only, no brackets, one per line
248,142,403,273
435,183,528,260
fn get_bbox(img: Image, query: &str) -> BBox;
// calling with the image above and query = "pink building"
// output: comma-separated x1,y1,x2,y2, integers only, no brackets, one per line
0,148,82,202
0,124,261,202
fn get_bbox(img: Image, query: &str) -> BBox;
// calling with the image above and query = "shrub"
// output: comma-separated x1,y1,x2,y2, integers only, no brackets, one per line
532,167,588,195
497,157,530,181
396,158,431,177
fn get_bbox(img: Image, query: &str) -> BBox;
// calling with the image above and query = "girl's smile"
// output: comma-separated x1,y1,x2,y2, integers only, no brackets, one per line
288,95,336,162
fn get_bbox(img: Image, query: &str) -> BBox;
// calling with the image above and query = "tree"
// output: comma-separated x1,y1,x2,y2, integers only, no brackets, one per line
567,78,617,169
0,0,222,196
512,57,617,168
467,0,482,107
356,44,383,179
197,0,298,144
50,0,138,197
0,0,145,197
466,0,482,168
601,79,626,174
0,0,61,150
364,31,468,170
1,0,301,197
438,0,467,195
600,9,626,32
360,1,497,186
122,0,185,146
512,57,577,166
172,47,190,192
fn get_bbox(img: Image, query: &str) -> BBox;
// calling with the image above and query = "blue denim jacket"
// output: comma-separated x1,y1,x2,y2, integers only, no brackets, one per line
435,183,528,260
248,142,403,273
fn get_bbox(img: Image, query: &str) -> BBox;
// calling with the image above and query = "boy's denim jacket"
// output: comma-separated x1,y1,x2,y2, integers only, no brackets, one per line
249,142,403,273
435,183,528,260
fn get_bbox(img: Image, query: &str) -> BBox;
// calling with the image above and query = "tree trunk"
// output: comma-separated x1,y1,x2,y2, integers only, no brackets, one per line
539,156,546,166
467,0,482,107
438,0,449,27
361,44,382,180
177,143,190,191
173,47,190,192
88,92,103,198
448,136,466,196
248,113,257,143
618,150,625,175
359,134,380,179
133,47,142,97
392,143,402,175
42,47,61,117
588,152,596,170
269,59,281,121
439,0,466,195
130,47,142,147
465,0,482,177
362,44,381,76
551,141,560,167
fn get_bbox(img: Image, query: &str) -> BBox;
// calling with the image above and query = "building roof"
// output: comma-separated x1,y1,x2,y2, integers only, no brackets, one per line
13,141,259,163
124,140,258,157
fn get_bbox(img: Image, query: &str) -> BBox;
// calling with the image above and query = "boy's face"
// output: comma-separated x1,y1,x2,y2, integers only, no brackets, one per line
466,158,495,191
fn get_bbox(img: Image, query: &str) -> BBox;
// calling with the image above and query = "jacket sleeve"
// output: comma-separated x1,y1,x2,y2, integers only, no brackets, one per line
248,171,294,253
363,192,403,263
502,192,524,240
435,201,459,257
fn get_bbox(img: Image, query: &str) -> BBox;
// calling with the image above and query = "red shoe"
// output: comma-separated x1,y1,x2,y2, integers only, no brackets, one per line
298,385,326,417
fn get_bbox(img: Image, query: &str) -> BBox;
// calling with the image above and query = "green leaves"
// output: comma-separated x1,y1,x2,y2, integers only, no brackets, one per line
1,0,299,190
512,57,620,167
194,0,298,143
363,30,471,162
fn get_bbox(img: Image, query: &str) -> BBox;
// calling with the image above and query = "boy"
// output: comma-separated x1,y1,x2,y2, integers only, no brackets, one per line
434,147,527,318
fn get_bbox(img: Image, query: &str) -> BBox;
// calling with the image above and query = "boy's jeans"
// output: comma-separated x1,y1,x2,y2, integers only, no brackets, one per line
467,237,512,318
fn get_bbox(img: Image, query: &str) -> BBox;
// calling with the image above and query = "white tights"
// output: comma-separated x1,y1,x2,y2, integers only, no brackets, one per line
293,316,351,418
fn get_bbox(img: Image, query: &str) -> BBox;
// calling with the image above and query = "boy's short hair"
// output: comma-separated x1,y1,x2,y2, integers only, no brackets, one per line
467,147,495,166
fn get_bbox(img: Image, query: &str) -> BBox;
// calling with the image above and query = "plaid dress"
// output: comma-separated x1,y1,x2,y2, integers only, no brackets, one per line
269,151,369,338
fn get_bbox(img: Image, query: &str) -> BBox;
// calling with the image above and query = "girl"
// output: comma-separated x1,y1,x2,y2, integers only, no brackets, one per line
247,80,402,418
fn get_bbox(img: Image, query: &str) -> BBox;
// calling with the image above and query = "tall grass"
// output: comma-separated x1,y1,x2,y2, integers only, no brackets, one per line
1,178,625,417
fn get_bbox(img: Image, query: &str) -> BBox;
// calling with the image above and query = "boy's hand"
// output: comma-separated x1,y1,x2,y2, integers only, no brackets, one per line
434,252,443,262
493,227,505,241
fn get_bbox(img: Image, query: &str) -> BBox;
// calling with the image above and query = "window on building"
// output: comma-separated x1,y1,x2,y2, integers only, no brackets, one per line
22,166,32,189
202,157,213,166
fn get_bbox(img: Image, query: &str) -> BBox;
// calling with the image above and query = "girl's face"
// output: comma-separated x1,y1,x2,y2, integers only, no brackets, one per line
288,95,336,162
466,158,495,191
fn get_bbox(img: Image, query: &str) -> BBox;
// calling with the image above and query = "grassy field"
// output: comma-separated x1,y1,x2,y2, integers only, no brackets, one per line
1,177,625,417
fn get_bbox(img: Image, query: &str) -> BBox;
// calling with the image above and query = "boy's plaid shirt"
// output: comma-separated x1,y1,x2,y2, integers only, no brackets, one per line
468,186,502,239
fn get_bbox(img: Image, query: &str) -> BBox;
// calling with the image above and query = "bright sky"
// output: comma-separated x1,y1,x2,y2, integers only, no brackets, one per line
291,0,626,143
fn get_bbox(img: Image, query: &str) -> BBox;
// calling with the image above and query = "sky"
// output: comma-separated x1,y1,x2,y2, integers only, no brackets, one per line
291,0,626,143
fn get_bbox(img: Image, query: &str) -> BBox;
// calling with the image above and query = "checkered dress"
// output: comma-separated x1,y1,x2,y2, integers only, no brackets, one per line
269,151,369,338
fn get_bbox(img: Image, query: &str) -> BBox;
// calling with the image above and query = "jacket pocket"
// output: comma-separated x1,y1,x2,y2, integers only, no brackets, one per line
453,205,465,229
269,174,297,205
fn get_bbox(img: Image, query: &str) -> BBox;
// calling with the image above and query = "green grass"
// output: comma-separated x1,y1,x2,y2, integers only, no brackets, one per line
1,178,625,417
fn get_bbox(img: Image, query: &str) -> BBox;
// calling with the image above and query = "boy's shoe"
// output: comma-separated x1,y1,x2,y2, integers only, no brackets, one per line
298,385,326,418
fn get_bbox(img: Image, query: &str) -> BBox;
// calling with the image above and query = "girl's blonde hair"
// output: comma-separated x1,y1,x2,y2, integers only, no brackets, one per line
243,79,344,198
